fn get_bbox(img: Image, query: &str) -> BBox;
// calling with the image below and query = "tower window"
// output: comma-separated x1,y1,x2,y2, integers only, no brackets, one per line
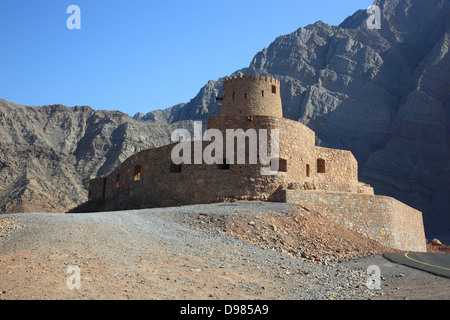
218,159,230,170
270,158,287,172
134,165,141,181
244,92,247,99
232,92,235,99
262,90,264,97
170,163,182,173
279,158,287,172
317,158,326,173
306,164,310,177
115,173,120,188
271,85,276,94
102,177,107,199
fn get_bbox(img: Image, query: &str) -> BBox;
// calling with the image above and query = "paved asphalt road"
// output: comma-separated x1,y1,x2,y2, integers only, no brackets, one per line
384,252,450,279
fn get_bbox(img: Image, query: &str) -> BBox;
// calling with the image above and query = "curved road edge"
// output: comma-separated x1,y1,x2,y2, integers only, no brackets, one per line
383,252,450,279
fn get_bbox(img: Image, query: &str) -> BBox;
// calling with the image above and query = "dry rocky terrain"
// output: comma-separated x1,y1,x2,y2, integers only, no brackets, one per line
0,202,448,300
139,0,450,243
0,99,194,214
0,0,448,245
187,203,398,263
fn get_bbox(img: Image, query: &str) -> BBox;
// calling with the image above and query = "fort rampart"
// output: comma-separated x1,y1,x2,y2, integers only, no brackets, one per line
282,189,426,252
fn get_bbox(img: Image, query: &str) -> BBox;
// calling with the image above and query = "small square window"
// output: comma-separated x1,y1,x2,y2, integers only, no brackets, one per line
270,158,287,172
115,173,120,188
170,163,182,173
218,159,230,170
317,159,326,173
134,165,141,181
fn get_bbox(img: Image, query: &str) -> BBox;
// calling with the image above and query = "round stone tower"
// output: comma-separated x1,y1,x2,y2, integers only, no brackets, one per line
220,75,283,118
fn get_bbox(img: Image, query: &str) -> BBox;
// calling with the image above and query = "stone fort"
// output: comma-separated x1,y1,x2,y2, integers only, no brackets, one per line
88,75,426,252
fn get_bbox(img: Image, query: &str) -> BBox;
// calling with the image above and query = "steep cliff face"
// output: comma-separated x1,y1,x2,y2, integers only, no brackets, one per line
0,99,192,213
134,80,224,124
1,0,448,241
137,0,450,241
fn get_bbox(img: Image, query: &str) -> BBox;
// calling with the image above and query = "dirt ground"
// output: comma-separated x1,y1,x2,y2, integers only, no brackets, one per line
0,203,449,301
187,205,401,263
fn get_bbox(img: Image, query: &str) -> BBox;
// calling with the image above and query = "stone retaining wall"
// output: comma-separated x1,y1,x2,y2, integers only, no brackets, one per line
283,189,426,252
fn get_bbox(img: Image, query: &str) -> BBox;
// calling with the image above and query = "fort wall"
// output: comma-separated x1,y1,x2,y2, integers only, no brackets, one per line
90,75,366,209
88,177,106,201
314,146,359,192
206,115,358,191
90,115,373,210
98,141,287,211
283,189,426,252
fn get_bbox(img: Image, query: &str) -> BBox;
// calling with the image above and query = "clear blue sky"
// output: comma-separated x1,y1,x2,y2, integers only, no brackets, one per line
0,0,373,117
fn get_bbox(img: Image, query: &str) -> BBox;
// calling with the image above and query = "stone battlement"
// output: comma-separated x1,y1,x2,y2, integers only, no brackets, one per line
223,75,280,85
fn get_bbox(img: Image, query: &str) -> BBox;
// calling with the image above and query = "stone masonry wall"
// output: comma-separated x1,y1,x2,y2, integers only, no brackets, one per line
88,177,106,201
220,76,283,118
89,115,366,210
207,115,359,192
96,141,287,211
314,146,359,192
284,189,426,252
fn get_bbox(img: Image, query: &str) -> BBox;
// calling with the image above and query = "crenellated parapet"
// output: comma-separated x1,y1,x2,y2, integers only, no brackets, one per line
222,75,280,85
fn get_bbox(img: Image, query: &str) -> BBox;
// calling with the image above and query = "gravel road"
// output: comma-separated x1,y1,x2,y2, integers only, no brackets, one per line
0,202,449,300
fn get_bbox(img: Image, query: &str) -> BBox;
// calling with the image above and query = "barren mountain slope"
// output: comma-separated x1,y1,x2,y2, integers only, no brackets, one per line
137,0,450,242
0,0,448,242
0,99,193,213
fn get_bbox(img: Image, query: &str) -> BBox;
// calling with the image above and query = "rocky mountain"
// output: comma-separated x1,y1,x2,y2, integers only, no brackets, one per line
0,99,193,213
1,0,448,242
136,0,450,242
